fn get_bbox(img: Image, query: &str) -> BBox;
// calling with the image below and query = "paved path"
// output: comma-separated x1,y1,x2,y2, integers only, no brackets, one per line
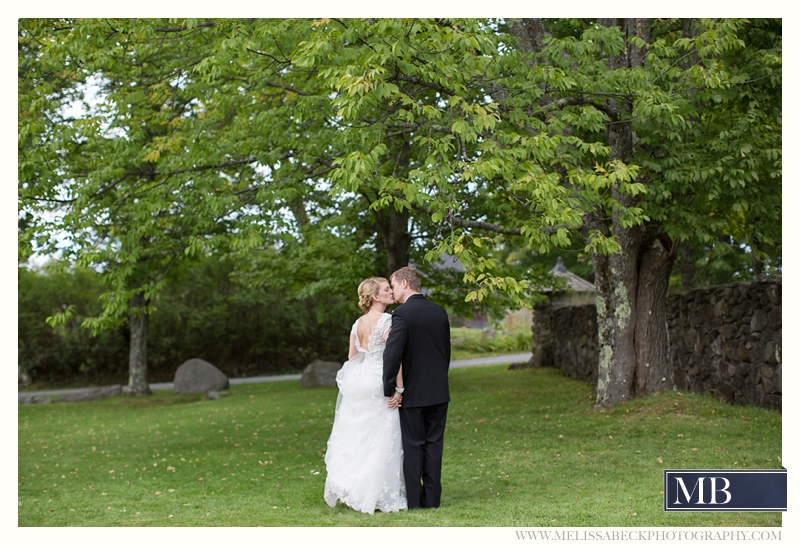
19,352,532,400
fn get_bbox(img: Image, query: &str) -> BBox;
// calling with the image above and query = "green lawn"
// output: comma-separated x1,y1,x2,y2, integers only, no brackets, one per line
18,365,781,527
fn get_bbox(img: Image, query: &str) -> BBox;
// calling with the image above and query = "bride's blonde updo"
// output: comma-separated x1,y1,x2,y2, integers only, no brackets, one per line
357,277,388,313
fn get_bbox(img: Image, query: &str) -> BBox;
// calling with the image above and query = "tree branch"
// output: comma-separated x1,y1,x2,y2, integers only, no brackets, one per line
446,214,522,235
155,22,217,34
261,80,309,97
410,202,562,237
153,157,257,177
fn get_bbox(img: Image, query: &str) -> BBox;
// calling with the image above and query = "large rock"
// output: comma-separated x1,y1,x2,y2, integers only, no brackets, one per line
300,359,342,388
173,358,229,394
18,366,31,390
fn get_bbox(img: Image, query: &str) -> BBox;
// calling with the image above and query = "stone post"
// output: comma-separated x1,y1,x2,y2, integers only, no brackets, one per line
529,297,554,367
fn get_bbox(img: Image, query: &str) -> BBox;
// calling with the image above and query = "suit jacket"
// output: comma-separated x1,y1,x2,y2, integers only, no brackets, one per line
383,294,451,408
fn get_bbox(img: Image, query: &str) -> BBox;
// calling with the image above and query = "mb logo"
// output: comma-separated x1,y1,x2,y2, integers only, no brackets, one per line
673,476,732,505
664,469,786,512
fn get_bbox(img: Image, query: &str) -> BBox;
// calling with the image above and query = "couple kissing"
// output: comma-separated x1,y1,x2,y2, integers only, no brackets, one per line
323,266,451,514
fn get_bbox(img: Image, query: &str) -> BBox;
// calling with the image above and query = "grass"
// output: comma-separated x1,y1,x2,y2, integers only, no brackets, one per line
18,365,781,527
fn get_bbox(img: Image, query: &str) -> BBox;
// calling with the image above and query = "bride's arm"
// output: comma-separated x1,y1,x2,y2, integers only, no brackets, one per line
348,332,358,359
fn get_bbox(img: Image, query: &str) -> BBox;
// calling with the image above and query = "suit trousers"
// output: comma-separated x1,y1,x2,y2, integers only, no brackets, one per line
399,402,448,509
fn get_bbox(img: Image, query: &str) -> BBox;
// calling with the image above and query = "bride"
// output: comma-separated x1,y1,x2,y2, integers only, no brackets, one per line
323,277,407,514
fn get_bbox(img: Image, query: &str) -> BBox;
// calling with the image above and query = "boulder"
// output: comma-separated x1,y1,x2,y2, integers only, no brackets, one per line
173,358,229,394
300,359,342,388
18,366,31,390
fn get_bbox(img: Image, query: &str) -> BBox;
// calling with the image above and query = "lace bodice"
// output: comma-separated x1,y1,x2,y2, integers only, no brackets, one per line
352,313,392,358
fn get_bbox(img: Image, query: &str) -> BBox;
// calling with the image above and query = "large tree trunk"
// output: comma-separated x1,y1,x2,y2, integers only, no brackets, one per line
587,219,640,405
373,137,412,277
588,224,676,405
590,18,676,405
364,203,411,278
385,206,410,275
510,18,677,405
128,292,152,396
634,236,677,396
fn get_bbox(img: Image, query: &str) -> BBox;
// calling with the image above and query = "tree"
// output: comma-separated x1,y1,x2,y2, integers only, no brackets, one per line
283,18,781,405
18,18,437,392
19,19,267,393
20,19,780,406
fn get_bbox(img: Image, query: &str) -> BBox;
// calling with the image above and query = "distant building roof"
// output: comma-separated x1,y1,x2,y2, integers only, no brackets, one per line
413,253,464,296
548,257,595,292
430,253,464,272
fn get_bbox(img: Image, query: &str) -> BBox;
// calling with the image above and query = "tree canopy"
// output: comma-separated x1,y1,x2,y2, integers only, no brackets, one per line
19,18,781,403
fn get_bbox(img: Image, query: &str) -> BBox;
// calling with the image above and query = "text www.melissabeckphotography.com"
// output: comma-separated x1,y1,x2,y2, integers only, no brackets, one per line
515,530,782,541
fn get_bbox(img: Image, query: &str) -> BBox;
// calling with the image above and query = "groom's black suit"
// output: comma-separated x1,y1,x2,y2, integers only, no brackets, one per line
383,294,450,508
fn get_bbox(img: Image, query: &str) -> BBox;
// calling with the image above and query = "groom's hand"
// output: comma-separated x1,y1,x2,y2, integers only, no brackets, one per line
388,392,403,409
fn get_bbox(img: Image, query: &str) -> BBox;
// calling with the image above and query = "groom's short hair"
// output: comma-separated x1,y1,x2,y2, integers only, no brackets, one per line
391,267,421,292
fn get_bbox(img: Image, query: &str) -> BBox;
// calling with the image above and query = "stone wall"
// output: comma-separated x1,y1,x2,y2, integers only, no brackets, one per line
534,278,782,411
668,278,781,410
547,303,598,385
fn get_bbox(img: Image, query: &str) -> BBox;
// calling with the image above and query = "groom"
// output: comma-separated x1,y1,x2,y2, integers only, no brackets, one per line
383,266,451,509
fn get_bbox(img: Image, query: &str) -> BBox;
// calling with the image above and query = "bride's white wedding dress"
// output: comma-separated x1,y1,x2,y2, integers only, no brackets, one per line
323,313,407,514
